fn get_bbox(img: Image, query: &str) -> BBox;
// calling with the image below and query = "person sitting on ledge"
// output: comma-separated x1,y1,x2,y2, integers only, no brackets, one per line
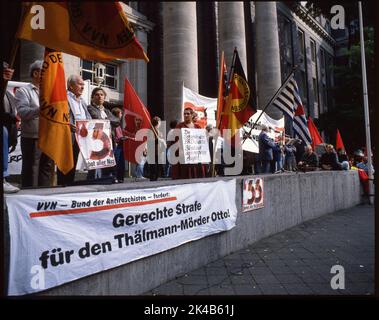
297,145,319,172
320,144,349,171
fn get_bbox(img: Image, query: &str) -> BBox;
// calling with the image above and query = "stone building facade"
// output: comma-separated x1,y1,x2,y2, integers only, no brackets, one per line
18,2,336,134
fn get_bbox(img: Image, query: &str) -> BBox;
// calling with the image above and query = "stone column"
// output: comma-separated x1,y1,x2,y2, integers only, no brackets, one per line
20,40,44,82
163,2,198,122
255,2,282,119
133,28,148,106
217,2,247,77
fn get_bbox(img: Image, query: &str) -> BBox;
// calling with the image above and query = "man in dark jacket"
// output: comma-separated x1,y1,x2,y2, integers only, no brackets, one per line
298,145,319,171
2,65,19,193
320,144,343,170
86,87,120,180
258,124,280,174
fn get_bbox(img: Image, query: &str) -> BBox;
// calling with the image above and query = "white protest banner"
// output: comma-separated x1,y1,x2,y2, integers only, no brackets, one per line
6,179,237,295
182,85,217,128
7,81,29,95
242,177,264,212
6,82,28,175
181,128,211,164
242,110,285,153
75,119,116,170
7,129,22,175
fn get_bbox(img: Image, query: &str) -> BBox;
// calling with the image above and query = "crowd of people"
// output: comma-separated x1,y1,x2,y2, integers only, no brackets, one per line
255,123,373,176
2,60,375,194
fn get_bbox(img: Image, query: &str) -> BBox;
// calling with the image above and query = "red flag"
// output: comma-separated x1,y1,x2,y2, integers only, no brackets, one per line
123,78,151,163
216,51,227,129
336,129,345,151
357,169,369,194
307,117,323,149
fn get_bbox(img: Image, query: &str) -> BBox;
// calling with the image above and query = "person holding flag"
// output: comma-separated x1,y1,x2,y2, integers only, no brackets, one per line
15,60,44,188
219,49,256,143
217,49,256,176
123,77,152,179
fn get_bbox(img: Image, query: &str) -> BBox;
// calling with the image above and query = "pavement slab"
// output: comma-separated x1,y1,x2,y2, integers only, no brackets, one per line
144,204,374,296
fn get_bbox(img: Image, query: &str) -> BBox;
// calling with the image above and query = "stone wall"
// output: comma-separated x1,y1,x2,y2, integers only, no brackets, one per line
4,170,361,295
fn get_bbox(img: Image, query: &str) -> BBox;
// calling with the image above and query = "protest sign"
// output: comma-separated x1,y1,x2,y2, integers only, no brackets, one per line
76,119,116,170
242,177,264,212
6,179,237,295
180,128,211,164
7,129,22,175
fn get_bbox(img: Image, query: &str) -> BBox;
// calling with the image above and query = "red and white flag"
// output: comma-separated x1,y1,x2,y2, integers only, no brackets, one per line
123,78,151,163
293,85,312,145
182,85,217,128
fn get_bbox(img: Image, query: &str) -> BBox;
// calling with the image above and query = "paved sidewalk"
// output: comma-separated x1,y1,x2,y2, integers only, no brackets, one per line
144,204,375,296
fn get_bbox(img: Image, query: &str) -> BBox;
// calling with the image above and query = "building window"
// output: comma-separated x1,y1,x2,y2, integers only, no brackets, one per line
319,48,327,111
298,70,307,110
278,15,293,80
325,20,331,34
310,39,316,62
298,29,305,58
322,84,327,111
313,77,319,115
80,60,119,90
296,27,308,110
326,53,334,109
320,49,325,71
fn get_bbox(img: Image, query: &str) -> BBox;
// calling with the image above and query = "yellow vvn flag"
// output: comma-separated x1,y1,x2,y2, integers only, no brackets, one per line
38,48,73,174
17,2,148,62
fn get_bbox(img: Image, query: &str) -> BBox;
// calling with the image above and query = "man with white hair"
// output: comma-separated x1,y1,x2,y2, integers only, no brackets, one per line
15,59,45,187
56,74,91,185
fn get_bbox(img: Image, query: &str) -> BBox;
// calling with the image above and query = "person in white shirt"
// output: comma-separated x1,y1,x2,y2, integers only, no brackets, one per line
15,60,43,187
57,75,91,186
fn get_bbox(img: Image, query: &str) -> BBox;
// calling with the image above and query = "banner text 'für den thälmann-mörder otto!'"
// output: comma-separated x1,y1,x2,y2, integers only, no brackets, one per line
6,179,237,295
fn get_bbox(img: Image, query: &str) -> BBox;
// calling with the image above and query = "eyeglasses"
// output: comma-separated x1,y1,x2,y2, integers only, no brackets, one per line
183,113,191,115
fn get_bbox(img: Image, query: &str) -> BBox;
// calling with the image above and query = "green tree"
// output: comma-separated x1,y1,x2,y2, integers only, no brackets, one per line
317,27,374,152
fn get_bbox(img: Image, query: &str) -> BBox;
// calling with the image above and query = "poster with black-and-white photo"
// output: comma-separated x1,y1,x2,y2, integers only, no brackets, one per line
76,119,116,169
242,177,264,212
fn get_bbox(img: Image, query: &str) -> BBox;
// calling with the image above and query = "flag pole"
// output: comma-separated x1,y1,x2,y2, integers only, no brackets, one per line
212,51,227,177
211,49,236,177
242,65,298,144
216,48,236,134
1,3,27,100
358,1,374,204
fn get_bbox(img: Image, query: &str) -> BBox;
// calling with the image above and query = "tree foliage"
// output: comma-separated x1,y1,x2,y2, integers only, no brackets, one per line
317,27,375,153
303,1,375,26
300,1,375,153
